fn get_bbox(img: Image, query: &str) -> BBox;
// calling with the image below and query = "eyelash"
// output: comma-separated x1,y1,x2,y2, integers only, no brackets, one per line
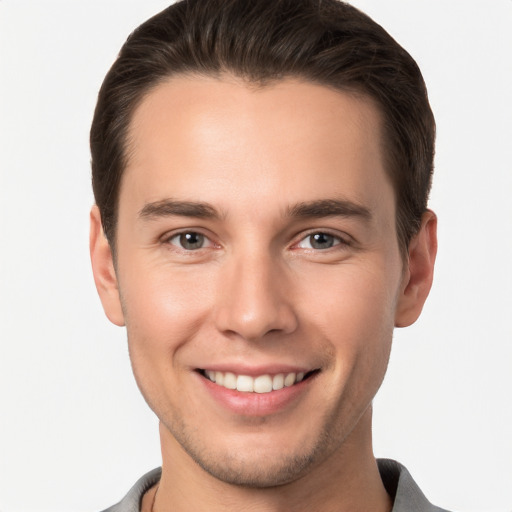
162,230,350,252
294,231,350,251
164,231,215,251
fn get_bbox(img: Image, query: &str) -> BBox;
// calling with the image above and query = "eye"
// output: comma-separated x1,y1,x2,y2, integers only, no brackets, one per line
296,232,343,250
167,231,212,250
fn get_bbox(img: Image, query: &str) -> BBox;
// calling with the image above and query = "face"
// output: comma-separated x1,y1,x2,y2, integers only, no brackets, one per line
91,76,435,487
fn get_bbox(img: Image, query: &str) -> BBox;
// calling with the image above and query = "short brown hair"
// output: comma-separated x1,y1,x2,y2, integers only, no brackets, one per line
90,0,435,255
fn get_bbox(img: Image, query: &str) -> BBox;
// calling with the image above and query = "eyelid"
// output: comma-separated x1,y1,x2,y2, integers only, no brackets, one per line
292,229,352,250
161,228,218,250
158,227,352,251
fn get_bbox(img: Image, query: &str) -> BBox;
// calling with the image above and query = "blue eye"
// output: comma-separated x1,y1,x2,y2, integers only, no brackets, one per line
297,232,342,250
169,232,209,250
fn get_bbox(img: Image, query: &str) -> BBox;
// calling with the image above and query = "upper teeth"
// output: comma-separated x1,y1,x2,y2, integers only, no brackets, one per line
204,370,305,393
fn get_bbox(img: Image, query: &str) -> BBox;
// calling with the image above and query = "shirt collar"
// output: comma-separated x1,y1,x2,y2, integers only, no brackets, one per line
378,458,449,512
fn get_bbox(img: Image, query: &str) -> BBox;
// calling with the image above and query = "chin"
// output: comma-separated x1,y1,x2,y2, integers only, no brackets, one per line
164,411,346,489
187,444,320,488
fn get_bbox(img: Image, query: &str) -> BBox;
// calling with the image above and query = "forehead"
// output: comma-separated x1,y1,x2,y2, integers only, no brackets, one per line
122,75,392,221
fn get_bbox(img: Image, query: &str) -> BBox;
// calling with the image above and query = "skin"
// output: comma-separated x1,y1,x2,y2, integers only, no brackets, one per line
90,76,437,512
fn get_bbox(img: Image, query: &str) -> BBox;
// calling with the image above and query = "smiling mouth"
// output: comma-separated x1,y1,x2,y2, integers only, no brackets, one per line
198,369,318,394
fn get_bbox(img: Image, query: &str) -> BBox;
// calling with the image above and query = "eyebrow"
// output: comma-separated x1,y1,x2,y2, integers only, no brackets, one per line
138,199,221,220
286,199,372,221
138,198,372,223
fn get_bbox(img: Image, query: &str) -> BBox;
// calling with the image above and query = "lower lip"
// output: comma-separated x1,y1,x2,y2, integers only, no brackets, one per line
198,373,315,416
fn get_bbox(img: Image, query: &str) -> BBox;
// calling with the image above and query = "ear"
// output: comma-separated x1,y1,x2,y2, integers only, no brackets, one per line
395,210,438,328
89,205,125,326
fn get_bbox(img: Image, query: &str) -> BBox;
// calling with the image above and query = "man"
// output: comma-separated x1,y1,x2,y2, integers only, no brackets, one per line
89,0,443,510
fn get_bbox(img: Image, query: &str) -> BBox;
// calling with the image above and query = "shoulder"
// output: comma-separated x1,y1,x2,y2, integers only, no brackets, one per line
99,468,162,512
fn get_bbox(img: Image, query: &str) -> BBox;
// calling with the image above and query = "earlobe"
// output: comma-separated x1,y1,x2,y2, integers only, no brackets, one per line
395,210,438,328
89,205,125,326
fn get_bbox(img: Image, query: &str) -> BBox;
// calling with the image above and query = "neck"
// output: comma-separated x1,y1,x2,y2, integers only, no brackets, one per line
150,407,391,512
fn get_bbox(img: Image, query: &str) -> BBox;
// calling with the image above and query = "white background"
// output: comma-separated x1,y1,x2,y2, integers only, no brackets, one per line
1,1,511,511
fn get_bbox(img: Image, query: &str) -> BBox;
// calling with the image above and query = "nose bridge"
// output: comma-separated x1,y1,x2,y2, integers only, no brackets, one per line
215,245,298,341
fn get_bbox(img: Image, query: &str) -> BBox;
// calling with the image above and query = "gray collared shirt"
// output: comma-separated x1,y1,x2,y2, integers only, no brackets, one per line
101,459,451,512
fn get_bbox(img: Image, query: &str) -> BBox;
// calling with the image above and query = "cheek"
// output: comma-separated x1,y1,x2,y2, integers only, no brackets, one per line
300,259,399,380
304,259,399,331
118,261,216,357
118,264,217,413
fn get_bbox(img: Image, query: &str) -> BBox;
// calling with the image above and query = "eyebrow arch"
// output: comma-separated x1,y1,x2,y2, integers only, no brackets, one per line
138,199,221,220
287,199,372,221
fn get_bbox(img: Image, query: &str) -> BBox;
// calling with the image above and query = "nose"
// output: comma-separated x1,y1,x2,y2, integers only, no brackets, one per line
214,252,298,342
